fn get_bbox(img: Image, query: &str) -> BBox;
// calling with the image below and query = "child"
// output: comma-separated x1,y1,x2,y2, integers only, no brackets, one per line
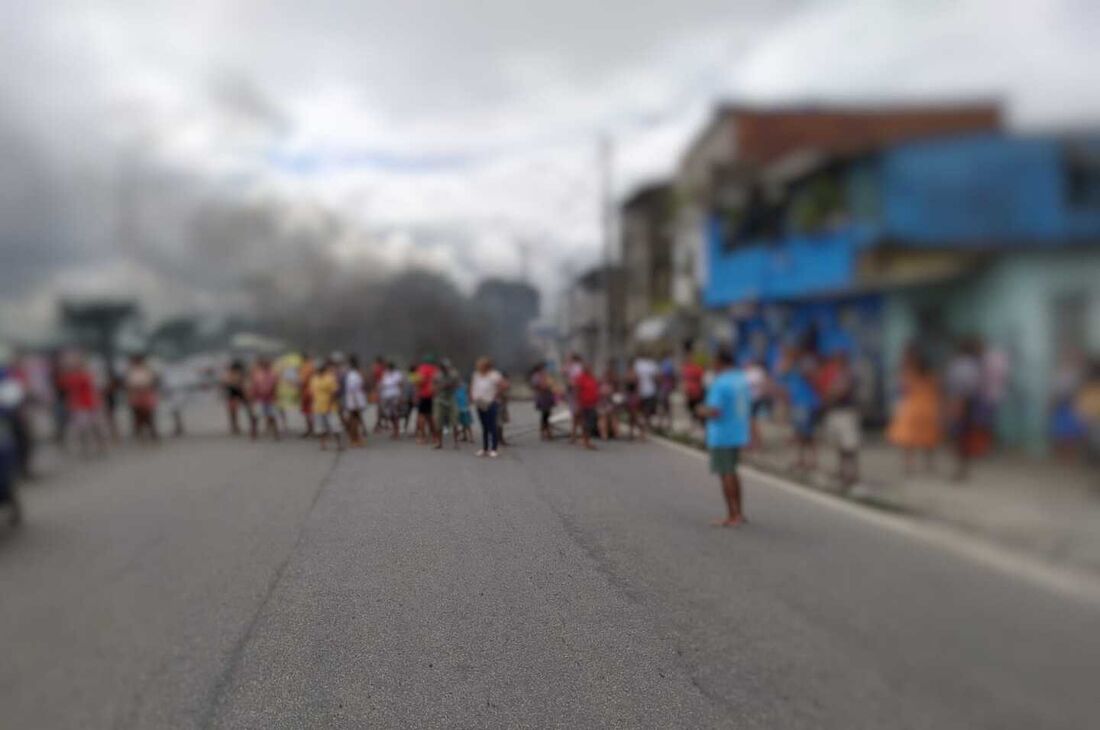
310,361,343,451
455,377,473,443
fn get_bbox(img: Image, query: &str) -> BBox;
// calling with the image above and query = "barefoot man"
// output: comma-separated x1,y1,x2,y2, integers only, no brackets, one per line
696,347,751,527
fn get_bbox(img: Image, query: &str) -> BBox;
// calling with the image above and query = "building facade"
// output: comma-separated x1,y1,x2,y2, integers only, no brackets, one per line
673,102,1002,312
701,132,1100,452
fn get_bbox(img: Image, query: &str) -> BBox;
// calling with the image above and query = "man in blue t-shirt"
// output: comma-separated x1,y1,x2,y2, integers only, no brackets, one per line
695,347,752,527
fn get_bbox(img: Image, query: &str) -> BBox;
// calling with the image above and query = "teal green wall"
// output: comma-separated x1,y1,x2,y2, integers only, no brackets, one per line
883,249,1100,454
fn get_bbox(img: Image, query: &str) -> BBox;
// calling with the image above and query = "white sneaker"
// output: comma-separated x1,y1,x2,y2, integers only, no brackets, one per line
488,450,499,458
475,449,486,457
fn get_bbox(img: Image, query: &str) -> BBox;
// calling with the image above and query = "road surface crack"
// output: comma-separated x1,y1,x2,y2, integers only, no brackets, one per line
197,450,342,729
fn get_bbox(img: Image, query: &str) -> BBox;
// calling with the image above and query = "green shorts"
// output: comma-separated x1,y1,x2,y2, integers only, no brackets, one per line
433,398,457,428
709,447,741,475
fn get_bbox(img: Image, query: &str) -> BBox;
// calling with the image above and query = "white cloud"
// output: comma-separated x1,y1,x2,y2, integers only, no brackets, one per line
1,0,1097,335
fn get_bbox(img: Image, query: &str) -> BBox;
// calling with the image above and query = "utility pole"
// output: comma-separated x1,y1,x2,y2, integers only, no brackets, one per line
598,133,614,366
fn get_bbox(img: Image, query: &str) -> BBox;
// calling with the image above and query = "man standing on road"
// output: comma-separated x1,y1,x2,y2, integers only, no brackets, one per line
696,347,751,527
574,359,600,451
432,359,460,450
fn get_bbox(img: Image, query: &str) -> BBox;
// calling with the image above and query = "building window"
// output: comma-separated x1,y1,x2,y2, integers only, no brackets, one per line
1065,144,1100,210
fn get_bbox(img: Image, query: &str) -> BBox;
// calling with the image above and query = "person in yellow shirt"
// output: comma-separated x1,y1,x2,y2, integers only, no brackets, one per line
310,360,343,451
273,351,302,433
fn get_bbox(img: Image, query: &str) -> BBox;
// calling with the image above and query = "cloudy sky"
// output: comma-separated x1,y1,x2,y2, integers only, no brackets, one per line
2,0,1098,336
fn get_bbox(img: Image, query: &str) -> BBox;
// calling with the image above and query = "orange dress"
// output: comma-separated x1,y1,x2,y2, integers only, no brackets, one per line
888,369,943,449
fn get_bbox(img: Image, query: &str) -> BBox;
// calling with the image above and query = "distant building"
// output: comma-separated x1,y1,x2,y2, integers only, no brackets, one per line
474,278,541,372
620,183,675,348
58,298,143,367
565,266,626,366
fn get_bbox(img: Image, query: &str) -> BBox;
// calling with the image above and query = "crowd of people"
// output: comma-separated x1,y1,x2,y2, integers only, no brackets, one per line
0,348,186,526
218,353,511,455
3,334,1100,531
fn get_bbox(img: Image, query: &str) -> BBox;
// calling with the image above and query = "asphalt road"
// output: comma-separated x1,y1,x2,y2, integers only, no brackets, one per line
2,403,1098,729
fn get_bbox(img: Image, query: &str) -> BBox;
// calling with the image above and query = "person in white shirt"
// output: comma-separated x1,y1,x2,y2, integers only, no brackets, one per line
470,356,504,457
342,355,368,447
633,355,660,427
378,361,405,440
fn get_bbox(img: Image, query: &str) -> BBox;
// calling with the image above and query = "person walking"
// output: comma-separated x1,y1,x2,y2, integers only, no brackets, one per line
695,347,752,527
471,357,503,458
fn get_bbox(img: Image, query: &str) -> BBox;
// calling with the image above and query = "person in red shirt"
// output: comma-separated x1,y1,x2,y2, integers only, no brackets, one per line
415,357,438,445
681,353,706,429
248,356,281,441
370,356,387,433
59,351,107,457
573,358,600,451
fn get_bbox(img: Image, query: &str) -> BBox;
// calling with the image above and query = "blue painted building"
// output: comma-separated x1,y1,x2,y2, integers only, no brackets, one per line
702,133,1100,451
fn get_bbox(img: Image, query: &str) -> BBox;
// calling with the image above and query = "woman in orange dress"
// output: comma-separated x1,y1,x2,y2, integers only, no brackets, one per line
888,347,943,474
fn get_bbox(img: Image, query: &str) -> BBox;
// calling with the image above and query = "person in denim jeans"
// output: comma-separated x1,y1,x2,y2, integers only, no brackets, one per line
470,357,504,458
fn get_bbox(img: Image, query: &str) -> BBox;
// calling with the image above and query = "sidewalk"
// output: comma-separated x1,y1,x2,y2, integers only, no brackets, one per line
660,397,1100,577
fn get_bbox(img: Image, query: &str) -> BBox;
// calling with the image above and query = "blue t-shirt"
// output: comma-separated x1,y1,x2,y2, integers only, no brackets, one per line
455,383,470,411
781,370,819,412
705,370,752,448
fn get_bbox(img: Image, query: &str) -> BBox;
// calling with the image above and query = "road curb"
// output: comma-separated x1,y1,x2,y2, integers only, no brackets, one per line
650,431,1100,605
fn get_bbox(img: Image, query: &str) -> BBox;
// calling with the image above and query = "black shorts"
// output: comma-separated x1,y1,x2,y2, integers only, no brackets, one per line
641,397,658,416
687,396,704,418
417,396,434,415
582,407,598,435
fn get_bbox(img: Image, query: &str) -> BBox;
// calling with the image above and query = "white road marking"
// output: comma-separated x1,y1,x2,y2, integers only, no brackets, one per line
654,434,1100,605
